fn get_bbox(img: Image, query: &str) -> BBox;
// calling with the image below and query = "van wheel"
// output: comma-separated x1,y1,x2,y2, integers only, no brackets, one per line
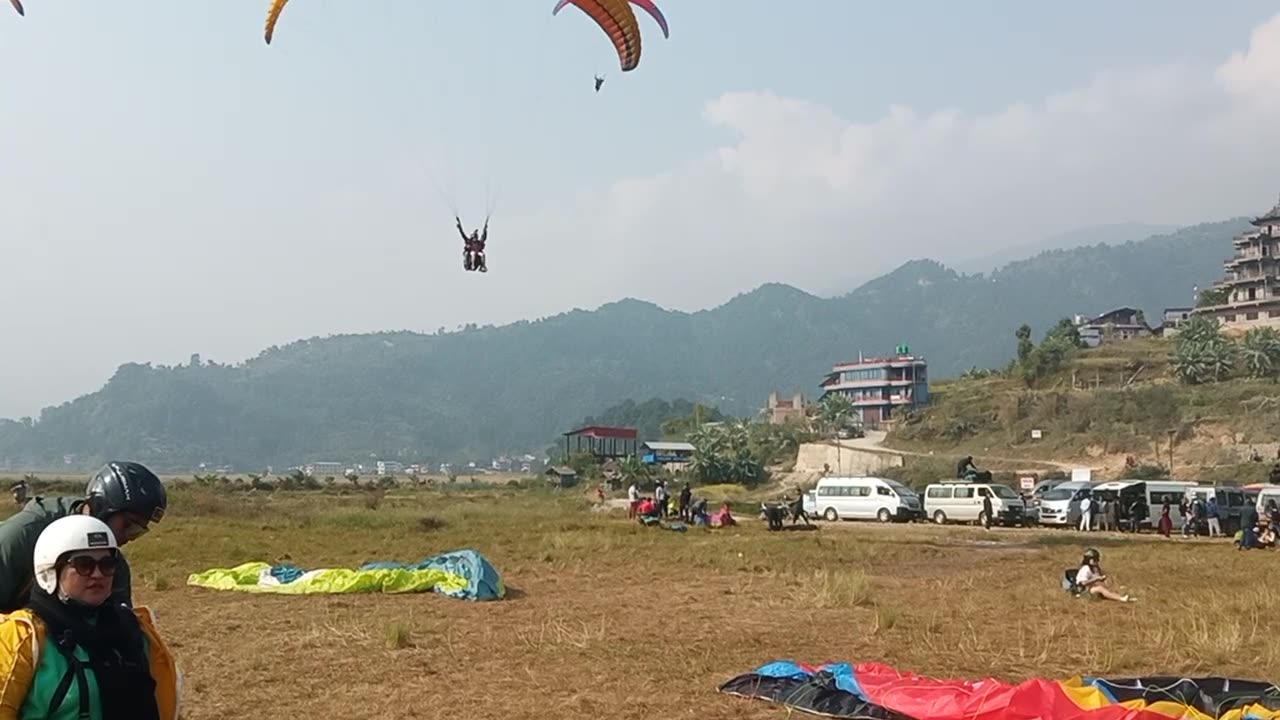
876,508,892,523
932,510,947,525
823,508,838,522
978,511,990,527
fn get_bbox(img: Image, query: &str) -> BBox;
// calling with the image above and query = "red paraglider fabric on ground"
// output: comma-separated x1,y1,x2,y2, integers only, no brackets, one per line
720,661,1280,720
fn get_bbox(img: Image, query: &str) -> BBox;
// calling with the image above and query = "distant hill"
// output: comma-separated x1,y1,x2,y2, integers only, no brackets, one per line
0,218,1251,471
950,222,1181,274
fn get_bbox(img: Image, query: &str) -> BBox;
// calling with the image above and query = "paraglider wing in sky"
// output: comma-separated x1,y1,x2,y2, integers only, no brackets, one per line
9,0,24,17
552,0,643,72
264,0,290,44
628,0,669,38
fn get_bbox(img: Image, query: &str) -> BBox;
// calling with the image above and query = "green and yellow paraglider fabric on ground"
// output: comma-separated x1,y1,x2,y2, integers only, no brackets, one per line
187,548,504,601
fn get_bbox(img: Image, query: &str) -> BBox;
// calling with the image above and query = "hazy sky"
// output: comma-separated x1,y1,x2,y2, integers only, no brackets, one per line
4,2,1280,419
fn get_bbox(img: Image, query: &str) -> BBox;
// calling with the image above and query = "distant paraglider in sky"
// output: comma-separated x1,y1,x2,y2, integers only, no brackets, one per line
9,0,24,17
551,0,669,72
264,0,289,44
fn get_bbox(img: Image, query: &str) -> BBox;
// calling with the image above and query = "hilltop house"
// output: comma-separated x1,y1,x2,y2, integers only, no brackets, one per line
763,391,808,424
640,441,696,471
1193,193,1280,332
819,348,929,427
1156,307,1193,337
1075,308,1151,347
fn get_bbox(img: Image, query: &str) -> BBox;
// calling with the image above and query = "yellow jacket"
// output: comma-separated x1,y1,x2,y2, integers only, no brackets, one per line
0,606,181,720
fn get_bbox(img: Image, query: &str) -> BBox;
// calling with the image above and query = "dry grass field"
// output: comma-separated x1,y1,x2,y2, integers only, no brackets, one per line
9,485,1279,719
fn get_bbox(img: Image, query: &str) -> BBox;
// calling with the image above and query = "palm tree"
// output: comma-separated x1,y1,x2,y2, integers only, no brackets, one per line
1172,341,1210,385
688,424,726,483
1205,340,1236,382
1177,315,1223,345
617,455,649,489
1240,327,1280,380
725,419,751,452
818,394,856,473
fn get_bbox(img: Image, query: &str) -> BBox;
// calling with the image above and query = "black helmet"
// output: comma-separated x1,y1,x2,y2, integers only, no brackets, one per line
86,461,167,524
1082,547,1100,562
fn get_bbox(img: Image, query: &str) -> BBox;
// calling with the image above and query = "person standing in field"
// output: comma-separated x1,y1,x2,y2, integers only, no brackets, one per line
655,481,669,519
1158,500,1173,538
627,482,640,519
1206,496,1221,538
1179,496,1196,537
1078,495,1093,532
11,479,28,506
790,492,812,527
981,491,993,531
678,483,692,522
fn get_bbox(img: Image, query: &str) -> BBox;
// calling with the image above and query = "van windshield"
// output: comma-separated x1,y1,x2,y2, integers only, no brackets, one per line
884,479,917,498
1041,488,1073,501
990,485,1019,499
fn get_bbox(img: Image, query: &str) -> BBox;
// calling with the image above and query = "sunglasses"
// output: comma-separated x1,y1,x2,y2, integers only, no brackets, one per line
122,521,149,541
65,554,119,578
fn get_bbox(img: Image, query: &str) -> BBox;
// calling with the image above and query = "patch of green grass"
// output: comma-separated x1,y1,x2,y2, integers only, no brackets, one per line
384,622,413,650
800,568,874,608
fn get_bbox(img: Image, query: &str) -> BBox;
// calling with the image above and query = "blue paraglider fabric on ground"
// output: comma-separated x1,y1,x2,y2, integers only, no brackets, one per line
359,548,505,601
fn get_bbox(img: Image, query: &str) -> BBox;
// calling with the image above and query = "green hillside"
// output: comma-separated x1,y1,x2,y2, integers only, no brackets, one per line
0,218,1252,471
889,336,1280,482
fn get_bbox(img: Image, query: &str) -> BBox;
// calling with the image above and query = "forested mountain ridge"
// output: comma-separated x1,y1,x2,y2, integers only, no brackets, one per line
0,218,1250,470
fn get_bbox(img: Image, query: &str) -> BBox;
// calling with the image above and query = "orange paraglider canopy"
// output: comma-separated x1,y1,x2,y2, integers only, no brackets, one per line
553,0,644,72
264,0,289,44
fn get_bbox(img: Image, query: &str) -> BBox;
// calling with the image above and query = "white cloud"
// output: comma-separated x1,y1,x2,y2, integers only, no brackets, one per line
1218,13,1280,105
526,12,1280,311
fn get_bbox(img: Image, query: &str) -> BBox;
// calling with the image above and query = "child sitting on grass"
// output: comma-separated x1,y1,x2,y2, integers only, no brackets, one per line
1074,548,1134,602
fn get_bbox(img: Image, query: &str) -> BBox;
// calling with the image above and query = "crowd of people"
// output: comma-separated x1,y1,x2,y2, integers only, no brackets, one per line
1075,494,1149,533
624,479,737,527
1236,498,1279,550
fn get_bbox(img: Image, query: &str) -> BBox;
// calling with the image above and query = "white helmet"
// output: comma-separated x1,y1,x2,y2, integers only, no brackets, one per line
33,515,119,594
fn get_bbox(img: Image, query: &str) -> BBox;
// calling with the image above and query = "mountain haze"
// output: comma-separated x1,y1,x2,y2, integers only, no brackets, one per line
949,222,1181,274
0,219,1250,471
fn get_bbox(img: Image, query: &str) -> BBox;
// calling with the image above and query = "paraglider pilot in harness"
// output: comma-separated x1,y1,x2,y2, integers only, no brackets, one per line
457,216,488,273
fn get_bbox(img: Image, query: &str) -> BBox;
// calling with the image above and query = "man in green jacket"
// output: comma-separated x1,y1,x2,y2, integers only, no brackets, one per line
0,461,167,612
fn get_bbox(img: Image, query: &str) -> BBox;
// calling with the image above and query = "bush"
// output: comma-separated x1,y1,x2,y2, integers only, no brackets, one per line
417,515,448,532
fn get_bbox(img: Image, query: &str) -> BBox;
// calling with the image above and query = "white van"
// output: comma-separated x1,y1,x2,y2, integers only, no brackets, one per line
923,480,1028,526
807,476,923,523
1137,480,1200,526
1255,486,1280,517
1033,480,1095,526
